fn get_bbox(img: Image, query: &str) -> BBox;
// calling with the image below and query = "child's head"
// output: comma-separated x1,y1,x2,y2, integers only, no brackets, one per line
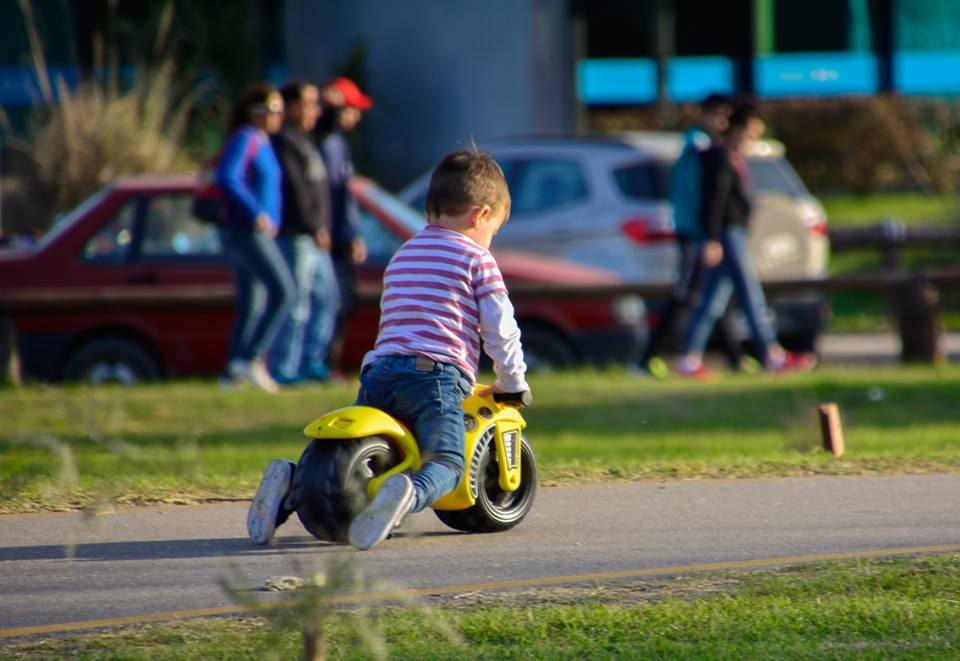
425,148,510,220
424,148,511,248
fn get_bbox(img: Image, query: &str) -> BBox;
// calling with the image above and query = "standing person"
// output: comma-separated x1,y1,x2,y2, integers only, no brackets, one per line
677,104,815,377
217,82,296,393
267,78,338,385
246,148,529,551
638,93,748,378
314,77,371,378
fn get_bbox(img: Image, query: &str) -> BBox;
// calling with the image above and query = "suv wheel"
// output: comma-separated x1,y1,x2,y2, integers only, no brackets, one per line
61,338,161,385
520,327,577,372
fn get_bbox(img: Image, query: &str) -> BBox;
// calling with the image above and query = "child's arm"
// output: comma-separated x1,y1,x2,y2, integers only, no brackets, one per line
475,258,529,393
479,292,528,393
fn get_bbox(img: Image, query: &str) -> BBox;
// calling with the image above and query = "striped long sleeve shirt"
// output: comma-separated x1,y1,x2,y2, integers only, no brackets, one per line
362,224,528,392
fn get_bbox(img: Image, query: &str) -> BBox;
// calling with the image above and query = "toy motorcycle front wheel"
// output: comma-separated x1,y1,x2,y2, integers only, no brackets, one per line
294,436,399,543
435,433,537,533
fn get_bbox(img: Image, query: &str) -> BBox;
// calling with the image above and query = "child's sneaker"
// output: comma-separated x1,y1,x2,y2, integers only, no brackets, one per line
348,473,415,551
247,459,295,545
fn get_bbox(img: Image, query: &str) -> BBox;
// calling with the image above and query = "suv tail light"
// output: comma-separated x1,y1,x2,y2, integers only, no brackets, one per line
621,217,675,245
807,217,829,236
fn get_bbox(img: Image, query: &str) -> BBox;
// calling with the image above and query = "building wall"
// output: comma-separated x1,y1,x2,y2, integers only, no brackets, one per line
285,0,572,189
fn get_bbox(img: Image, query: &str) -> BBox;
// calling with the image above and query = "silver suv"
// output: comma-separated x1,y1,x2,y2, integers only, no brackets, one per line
399,132,829,350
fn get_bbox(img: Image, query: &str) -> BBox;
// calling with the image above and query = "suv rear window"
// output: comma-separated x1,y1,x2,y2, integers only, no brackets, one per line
746,158,809,198
613,161,670,200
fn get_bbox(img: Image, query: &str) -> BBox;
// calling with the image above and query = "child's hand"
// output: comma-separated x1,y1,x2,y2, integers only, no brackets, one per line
478,386,532,408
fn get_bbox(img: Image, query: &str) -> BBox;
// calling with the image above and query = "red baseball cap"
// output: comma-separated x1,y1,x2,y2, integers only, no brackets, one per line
322,77,373,110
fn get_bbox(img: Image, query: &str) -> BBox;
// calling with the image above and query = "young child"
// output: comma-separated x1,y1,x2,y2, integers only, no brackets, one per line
247,147,529,550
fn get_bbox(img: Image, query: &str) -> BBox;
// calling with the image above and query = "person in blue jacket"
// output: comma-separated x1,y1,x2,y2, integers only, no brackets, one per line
217,82,297,393
637,93,748,378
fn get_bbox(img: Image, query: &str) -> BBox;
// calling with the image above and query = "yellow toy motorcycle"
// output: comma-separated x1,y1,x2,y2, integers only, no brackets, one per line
291,388,535,543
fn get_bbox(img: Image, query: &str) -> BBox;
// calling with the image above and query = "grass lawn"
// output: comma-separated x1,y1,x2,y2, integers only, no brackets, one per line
2,366,959,513
5,554,959,659
820,191,960,227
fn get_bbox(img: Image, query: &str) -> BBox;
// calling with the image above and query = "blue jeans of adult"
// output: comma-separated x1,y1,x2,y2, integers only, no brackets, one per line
682,226,777,361
356,355,471,512
220,228,296,365
301,250,340,375
268,234,318,380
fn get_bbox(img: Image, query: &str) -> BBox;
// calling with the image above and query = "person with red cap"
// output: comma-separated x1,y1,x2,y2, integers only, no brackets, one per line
308,77,372,379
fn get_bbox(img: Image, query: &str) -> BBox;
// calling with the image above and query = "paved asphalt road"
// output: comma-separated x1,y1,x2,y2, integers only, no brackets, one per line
816,331,960,365
2,474,959,637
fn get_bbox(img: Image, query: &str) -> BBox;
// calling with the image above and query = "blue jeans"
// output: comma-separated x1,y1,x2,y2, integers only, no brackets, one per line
682,227,777,361
301,250,340,374
269,235,319,379
356,355,472,512
220,229,296,364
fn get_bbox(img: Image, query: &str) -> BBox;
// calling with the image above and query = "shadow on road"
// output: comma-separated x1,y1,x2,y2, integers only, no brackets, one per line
0,529,459,562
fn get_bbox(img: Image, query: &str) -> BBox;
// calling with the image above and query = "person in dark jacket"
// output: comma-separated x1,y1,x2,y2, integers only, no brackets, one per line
636,93,749,378
267,79,339,384
314,77,370,378
217,82,296,393
677,103,815,377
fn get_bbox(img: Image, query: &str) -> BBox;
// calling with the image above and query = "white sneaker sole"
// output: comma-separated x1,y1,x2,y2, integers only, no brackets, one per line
348,474,415,551
247,460,293,545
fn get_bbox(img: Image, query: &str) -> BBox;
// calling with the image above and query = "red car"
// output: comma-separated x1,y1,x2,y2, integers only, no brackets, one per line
0,175,647,383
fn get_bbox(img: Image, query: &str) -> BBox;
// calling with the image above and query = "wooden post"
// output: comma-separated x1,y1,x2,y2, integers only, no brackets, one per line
897,276,944,365
818,403,845,457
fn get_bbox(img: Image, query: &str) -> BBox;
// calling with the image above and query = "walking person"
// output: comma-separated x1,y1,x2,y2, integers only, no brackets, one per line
217,82,297,393
267,78,338,385
677,103,815,377
638,93,748,378
314,77,371,378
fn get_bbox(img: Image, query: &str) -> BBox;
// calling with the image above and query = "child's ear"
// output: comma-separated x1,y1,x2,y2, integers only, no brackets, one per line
469,204,491,227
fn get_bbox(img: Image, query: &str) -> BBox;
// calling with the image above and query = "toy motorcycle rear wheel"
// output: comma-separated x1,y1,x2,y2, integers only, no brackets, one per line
435,433,537,533
293,436,399,543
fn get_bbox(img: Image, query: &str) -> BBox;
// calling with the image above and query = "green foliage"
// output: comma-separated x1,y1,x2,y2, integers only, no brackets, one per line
590,97,960,195
1,1,204,236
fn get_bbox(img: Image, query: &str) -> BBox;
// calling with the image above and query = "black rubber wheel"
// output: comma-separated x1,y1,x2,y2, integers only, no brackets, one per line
293,436,400,543
435,432,537,533
520,326,577,372
60,337,160,384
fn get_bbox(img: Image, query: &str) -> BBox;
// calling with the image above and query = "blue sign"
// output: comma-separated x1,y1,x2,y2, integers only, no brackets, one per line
895,51,960,95
578,59,656,104
755,52,877,98
667,57,734,102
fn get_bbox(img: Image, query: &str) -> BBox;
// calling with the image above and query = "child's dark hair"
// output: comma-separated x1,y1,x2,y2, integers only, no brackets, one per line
425,148,510,219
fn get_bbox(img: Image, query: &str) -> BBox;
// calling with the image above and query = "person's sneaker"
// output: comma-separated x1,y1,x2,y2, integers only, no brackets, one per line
249,358,280,394
247,459,295,545
676,357,714,380
300,361,331,382
644,356,670,379
768,350,818,374
348,473,415,551
738,355,763,374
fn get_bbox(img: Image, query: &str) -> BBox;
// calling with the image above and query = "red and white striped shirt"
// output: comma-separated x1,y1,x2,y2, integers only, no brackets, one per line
362,224,527,391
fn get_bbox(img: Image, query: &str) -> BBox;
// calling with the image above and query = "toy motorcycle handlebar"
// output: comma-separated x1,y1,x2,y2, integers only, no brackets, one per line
492,390,533,408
